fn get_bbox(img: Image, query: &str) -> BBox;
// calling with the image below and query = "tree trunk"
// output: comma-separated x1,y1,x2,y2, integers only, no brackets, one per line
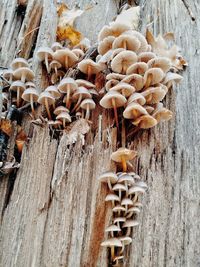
0,0,199,267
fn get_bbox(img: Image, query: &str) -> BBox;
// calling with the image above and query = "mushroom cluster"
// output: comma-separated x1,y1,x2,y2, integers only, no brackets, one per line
98,147,147,265
2,58,36,111
98,22,184,129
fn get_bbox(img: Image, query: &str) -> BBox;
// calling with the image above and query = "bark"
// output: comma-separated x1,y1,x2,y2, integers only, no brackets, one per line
0,0,199,267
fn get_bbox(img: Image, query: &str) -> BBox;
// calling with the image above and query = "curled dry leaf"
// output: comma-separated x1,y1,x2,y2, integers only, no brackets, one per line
0,119,13,136
16,127,27,153
115,6,140,29
57,3,83,45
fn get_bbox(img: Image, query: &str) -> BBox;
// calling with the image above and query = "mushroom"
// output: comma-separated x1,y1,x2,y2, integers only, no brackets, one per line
152,103,173,122
56,112,71,128
9,81,26,107
51,70,65,84
80,98,96,120
123,102,148,121
98,22,130,41
126,206,141,219
122,74,144,91
142,86,167,104
121,198,133,212
3,69,14,83
111,50,137,74
98,36,115,55
74,37,91,51
11,57,29,70
126,62,148,75
101,238,122,261
38,91,55,120
143,68,164,89
49,60,62,75
147,57,171,72
129,31,149,53
78,59,102,80
112,183,127,200
133,114,157,129
72,87,91,112
105,79,119,91
98,171,118,191
119,236,132,254
36,47,54,73
72,48,85,59
54,106,69,116
54,48,78,69
112,34,140,51
127,93,146,106
163,72,183,88
100,91,127,128
113,255,124,266
112,205,126,216
25,81,36,88
105,225,121,238
138,52,156,63
111,147,137,172
113,217,126,228
106,73,126,81
58,78,78,109
110,82,135,98
51,42,63,52
122,220,139,236
75,79,95,89
118,173,135,190
13,67,35,83
22,87,39,117
105,193,120,207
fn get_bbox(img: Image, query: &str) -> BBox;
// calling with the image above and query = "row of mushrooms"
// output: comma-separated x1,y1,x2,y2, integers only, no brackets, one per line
98,147,147,265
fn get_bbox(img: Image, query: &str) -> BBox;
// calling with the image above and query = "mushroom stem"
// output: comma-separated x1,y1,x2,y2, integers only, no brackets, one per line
21,72,26,83
85,104,90,120
126,227,131,236
65,56,68,69
118,189,122,200
121,155,127,172
55,66,58,76
107,179,113,191
87,65,92,81
145,73,153,89
45,98,52,120
63,118,66,128
121,120,126,147
111,246,115,261
71,95,82,113
122,40,126,50
111,98,119,128
30,94,35,118
66,87,71,109
16,87,20,107
120,243,125,254
45,54,50,73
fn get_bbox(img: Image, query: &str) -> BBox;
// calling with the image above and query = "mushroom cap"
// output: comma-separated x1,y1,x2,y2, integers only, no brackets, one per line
127,93,146,106
122,74,144,91
105,79,119,91
74,37,91,51
13,67,35,81
3,69,14,80
105,193,120,202
37,47,54,61
127,207,141,214
112,183,127,192
56,112,71,123
111,50,137,74
126,62,148,75
144,105,155,114
111,48,125,60
134,181,148,189
38,91,55,105
121,198,134,206
147,57,171,72
128,186,146,195
51,70,65,84
129,31,149,53
78,59,102,75
51,42,63,52
142,86,167,104
73,87,91,100
123,102,148,120
114,217,126,224
98,171,118,184
97,50,112,66
133,114,157,129
80,98,96,110
58,77,78,94
101,238,122,248
105,225,121,232
54,49,78,68
153,104,173,122
11,58,29,70
112,34,140,52
25,81,36,88
72,48,85,59
106,73,126,81
54,106,69,115
22,87,39,102
10,81,26,92
123,220,139,228
111,148,137,163
118,173,135,185
98,22,130,41
75,79,95,88
119,236,132,245
89,89,99,96
109,82,135,97
49,60,62,69
134,202,143,208
144,68,164,86
100,91,127,109
114,255,124,262
138,52,156,63
112,205,126,213
45,85,61,99
163,72,183,85
98,36,115,55
48,120,63,127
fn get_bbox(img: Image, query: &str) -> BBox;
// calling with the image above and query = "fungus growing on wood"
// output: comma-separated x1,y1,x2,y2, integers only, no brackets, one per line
37,47,54,73
80,98,96,120
111,50,137,74
56,112,71,128
54,48,78,69
13,67,35,83
78,59,102,80
38,91,55,120
10,81,26,107
22,88,39,117
58,78,77,109
111,148,137,172
98,171,118,191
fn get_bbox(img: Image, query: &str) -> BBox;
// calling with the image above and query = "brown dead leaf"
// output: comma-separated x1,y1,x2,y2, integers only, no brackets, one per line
57,25,82,45
0,119,12,136
16,127,27,153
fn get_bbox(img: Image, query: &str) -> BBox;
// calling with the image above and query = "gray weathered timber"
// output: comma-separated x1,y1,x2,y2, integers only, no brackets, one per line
0,0,199,267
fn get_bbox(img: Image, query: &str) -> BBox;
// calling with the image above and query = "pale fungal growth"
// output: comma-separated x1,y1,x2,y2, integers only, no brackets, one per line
98,171,118,191
36,47,54,73
111,147,137,172
22,87,39,117
51,42,63,52
3,69,14,83
56,112,71,128
13,67,35,83
58,78,78,109
54,48,78,69
80,98,96,120
72,87,91,112
49,60,62,75
38,91,55,120
9,81,26,107
111,50,137,74
78,59,102,80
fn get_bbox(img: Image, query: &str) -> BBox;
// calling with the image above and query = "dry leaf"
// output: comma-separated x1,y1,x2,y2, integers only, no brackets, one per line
0,119,12,136
57,25,82,45
115,6,140,29
16,127,27,153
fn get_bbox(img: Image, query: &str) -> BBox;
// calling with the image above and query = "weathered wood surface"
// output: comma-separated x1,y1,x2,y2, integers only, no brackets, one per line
0,0,199,266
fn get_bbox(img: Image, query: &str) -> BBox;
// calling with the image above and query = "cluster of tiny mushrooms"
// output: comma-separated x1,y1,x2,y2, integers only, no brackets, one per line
2,18,186,265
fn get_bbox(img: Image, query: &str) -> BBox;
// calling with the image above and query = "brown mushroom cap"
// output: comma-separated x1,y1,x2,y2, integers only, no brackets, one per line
112,34,140,52
22,87,39,102
133,114,158,128
138,52,156,63
144,68,164,86
45,85,61,99
111,50,137,74
100,91,127,109
54,49,78,68
3,69,14,81
54,106,69,116
37,47,54,61
119,236,132,245
38,91,55,105
58,78,78,94
98,22,131,41
78,59,102,75
105,193,120,203
49,60,62,70
128,185,146,195
111,148,137,163
80,98,96,110
127,93,146,106
13,67,35,82
105,225,121,233
106,73,126,81
142,86,167,104
153,103,173,122
126,62,148,75
121,198,134,206
10,81,26,93
123,102,148,120
109,82,135,97
112,183,127,192
11,58,29,70
163,72,183,87
111,48,126,60
147,57,171,72
75,79,95,88
98,36,115,55
72,87,91,100
122,74,144,91
118,173,135,185
112,205,126,213
130,31,149,53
